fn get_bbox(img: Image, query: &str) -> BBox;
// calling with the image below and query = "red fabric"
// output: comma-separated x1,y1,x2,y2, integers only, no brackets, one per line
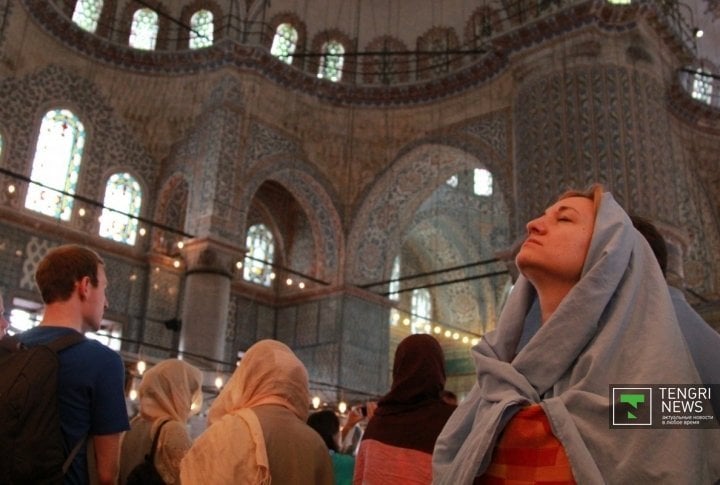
475,405,576,485
353,439,432,485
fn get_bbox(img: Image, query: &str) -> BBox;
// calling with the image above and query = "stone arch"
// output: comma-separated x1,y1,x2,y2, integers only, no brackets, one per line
403,203,503,334
347,135,511,286
236,156,343,284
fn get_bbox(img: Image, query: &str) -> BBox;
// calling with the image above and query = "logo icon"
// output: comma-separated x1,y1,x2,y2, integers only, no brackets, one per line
612,387,652,426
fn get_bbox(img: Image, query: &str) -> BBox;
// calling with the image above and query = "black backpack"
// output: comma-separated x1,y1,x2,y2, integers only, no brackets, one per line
0,332,86,484
126,420,171,485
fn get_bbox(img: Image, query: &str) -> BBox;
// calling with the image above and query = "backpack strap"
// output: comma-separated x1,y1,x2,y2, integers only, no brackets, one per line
0,334,23,352
44,331,87,475
149,420,171,465
45,331,86,353
62,436,87,474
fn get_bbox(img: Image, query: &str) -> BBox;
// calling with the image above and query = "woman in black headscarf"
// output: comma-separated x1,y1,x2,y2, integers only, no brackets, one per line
354,334,456,484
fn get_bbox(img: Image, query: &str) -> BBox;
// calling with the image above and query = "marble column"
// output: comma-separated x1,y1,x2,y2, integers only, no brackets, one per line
179,238,243,365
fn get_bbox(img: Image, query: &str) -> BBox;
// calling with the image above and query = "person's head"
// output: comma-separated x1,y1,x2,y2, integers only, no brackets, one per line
516,184,603,289
630,215,668,276
138,359,204,424
440,390,458,406
35,245,107,331
208,339,310,425
0,293,8,339
387,334,446,402
307,409,341,452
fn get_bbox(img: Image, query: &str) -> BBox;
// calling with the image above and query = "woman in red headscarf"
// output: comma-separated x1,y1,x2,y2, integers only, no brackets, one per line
354,334,456,484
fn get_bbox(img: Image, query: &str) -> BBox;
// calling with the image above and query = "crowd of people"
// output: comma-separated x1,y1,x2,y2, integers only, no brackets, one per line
2,182,719,484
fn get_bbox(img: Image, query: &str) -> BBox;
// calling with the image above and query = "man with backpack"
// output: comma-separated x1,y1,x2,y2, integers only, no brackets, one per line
15,245,130,484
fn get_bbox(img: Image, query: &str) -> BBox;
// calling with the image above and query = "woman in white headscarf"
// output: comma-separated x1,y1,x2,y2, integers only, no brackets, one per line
119,358,203,484
433,185,720,484
180,339,333,485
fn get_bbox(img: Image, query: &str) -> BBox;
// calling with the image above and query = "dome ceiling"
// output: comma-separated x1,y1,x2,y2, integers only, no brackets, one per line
25,0,716,105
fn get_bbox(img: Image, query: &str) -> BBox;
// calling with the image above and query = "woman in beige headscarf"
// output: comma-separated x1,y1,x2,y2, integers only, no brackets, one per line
119,359,203,484
180,339,333,485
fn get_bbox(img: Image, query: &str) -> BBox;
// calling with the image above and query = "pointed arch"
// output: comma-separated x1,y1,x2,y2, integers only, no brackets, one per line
235,157,343,285
346,136,511,286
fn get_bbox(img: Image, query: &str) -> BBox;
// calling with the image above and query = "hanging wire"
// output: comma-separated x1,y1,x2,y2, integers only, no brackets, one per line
360,257,503,289
44,0,625,83
0,166,330,285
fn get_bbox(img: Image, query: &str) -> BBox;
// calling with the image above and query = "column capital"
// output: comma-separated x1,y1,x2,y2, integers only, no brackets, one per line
181,237,245,277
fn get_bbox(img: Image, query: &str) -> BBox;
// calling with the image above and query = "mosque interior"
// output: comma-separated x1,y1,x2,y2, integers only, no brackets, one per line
0,0,718,412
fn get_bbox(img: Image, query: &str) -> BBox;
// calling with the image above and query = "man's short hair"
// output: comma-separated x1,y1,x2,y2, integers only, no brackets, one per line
630,215,668,276
35,245,105,304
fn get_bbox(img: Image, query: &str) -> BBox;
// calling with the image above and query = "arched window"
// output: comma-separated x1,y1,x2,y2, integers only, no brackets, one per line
318,40,344,82
189,9,213,49
99,172,142,245
25,109,85,221
411,288,432,334
129,8,159,50
72,0,104,33
243,224,275,287
389,256,401,301
270,23,298,65
473,168,493,196
691,69,713,105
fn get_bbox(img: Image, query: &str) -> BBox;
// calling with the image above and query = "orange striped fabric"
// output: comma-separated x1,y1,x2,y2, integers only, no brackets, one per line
475,405,576,485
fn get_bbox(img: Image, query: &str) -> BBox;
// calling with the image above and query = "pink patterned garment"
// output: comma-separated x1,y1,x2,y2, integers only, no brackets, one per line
354,439,433,485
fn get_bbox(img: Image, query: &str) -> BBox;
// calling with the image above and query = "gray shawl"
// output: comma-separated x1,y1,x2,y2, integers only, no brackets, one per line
432,193,720,484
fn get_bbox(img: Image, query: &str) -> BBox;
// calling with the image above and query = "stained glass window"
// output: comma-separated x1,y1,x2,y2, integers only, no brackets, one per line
389,256,401,300
692,70,713,105
25,109,85,221
129,8,159,50
430,37,450,76
189,9,213,49
99,173,142,245
318,41,344,82
473,168,493,196
270,23,298,65
72,0,104,33
243,224,275,286
411,288,432,334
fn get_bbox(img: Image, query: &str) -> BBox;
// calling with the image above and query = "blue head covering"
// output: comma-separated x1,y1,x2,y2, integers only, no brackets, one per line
432,192,720,484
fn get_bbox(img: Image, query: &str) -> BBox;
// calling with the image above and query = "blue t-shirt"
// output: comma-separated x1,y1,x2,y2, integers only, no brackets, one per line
19,326,130,484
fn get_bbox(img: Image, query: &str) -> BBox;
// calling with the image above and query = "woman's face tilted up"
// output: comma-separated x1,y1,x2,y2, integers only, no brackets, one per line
515,196,595,289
